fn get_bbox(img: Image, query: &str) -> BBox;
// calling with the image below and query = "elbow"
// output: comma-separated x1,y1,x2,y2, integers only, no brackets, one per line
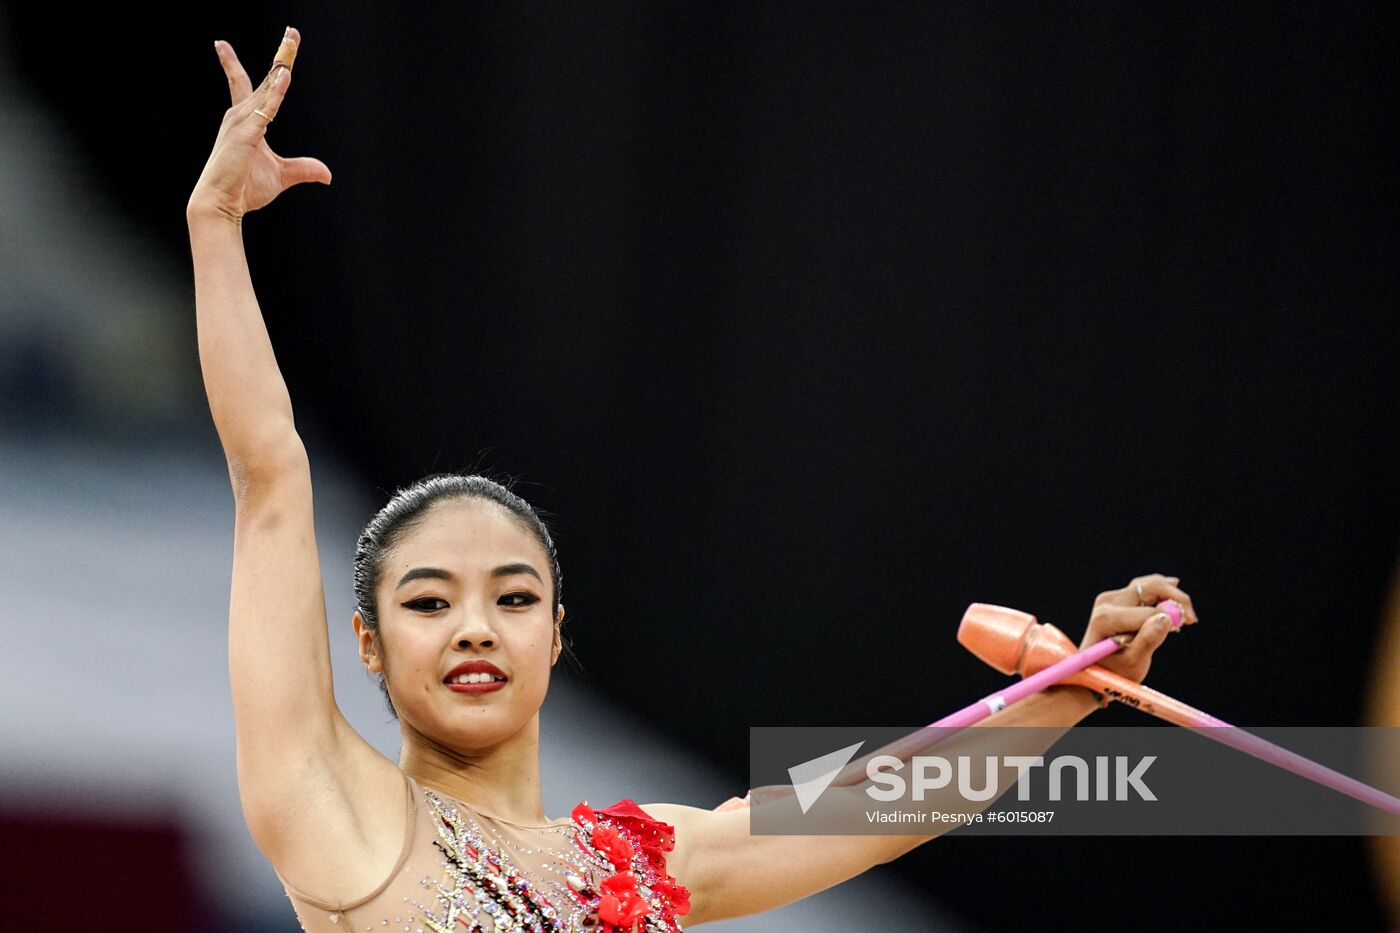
228,435,310,502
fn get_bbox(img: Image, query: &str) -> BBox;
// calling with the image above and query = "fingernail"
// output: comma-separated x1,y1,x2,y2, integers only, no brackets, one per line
283,26,291,38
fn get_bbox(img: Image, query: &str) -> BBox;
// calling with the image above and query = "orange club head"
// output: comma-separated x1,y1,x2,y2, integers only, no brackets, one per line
957,603,1079,678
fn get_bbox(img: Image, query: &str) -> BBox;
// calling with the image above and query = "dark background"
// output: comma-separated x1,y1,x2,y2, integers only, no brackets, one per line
10,2,1397,929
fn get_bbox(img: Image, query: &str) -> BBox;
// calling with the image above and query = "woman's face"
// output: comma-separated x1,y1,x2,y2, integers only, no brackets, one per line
358,498,562,751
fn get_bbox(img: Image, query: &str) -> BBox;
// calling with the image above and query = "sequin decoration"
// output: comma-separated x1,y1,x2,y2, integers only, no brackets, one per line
416,790,570,933
569,801,690,933
409,789,690,933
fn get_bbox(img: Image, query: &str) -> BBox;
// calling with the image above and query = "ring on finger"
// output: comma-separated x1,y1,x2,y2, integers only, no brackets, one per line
253,108,274,123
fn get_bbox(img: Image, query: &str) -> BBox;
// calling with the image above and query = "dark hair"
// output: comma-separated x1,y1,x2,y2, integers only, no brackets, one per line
353,473,565,716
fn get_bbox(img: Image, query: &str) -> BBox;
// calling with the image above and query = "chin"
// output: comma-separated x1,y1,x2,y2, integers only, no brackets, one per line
434,704,536,750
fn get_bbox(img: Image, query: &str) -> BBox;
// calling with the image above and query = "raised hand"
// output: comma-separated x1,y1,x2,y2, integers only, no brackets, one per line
188,27,331,224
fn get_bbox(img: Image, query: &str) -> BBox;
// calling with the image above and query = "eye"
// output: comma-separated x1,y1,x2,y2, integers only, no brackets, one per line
403,597,448,612
499,592,540,607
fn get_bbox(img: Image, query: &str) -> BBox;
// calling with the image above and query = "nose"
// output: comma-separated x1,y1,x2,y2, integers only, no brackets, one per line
452,604,499,650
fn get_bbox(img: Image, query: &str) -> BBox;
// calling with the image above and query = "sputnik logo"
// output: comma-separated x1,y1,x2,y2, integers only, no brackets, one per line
788,741,865,814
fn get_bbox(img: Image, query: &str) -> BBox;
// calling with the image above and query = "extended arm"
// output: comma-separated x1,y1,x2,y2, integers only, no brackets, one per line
649,685,1096,925
653,574,1195,925
190,30,331,481
190,24,336,795
189,29,401,900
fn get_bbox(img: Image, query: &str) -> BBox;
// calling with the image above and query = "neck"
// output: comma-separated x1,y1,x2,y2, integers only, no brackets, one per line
399,713,551,825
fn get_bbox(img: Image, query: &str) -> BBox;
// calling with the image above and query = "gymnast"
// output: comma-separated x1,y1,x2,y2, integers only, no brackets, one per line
187,27,1197,931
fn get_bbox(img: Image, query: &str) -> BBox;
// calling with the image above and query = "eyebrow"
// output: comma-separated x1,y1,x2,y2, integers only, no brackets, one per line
492,562,544,582
395,563,543,590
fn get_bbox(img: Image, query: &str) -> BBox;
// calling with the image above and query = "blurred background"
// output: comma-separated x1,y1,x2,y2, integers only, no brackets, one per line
2,2,1397,930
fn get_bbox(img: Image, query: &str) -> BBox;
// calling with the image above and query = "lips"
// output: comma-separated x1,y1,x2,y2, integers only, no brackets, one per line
443,659,508,691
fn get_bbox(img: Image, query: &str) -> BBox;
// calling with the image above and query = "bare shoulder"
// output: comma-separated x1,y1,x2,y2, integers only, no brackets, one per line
636,801,744,855
637,802,735,835
635,801,710,826
248,718,410,907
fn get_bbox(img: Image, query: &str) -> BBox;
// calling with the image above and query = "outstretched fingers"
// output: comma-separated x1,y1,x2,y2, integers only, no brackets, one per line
274,27,300,71
251,67,291,127
196,27,325,217
214,40,253,104
252,28,299,123
216,28,300,127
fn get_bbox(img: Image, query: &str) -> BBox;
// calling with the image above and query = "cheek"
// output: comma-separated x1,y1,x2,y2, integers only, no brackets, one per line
379,624,437,676
530,619,558,657
513,625,557,680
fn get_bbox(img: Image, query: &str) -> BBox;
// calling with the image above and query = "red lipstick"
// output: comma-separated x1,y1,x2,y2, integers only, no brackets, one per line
443,659,508,695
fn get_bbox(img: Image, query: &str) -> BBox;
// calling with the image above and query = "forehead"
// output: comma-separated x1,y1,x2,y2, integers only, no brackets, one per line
387,499,544,569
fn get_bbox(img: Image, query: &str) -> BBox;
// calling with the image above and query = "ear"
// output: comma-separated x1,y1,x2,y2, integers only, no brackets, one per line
551,603,565,666
354,610,383,674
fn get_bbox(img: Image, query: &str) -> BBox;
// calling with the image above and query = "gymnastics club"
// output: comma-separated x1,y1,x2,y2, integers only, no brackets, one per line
957,602,1400,818
725,620,1146,811
799,618,1147,795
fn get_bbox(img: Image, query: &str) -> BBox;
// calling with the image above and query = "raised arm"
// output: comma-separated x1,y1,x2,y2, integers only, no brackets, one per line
188,28,401,899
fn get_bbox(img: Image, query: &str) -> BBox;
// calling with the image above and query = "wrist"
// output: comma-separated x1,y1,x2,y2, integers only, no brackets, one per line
1045,684,1105,720
186,194,243,231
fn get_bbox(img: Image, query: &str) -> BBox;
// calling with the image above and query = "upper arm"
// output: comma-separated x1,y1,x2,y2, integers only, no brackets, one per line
642,793,932,926
228,446,339,778
227,447,400,889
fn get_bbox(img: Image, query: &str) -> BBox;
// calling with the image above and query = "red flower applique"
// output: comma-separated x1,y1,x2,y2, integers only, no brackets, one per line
571,798,692,932
597,871,649,926
591,823,635,870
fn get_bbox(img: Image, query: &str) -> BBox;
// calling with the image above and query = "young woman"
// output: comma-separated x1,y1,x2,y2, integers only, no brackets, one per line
188,28,1197,932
